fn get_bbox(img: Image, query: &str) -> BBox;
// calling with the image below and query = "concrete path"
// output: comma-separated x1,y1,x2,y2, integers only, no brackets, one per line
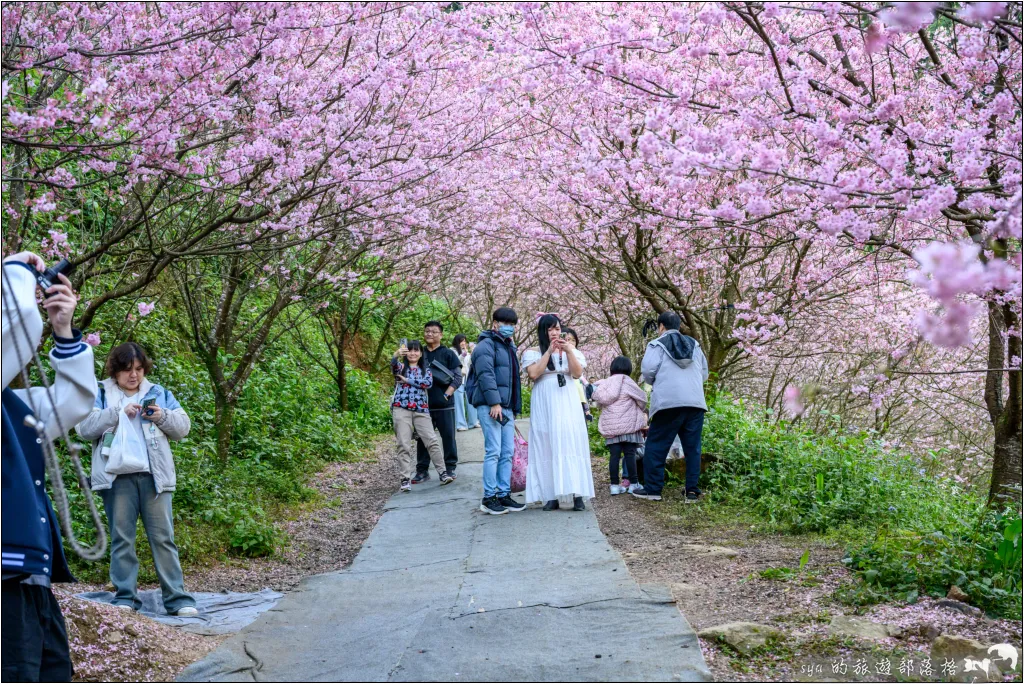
180,420,711,682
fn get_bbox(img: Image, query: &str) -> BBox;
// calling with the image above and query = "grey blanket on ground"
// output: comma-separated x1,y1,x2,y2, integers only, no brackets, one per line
75,588,283,635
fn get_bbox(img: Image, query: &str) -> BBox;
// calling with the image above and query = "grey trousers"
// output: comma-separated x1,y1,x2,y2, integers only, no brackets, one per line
99,473,195,613
392,407,445,479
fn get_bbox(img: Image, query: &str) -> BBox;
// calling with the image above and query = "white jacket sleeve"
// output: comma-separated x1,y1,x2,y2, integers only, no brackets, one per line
15,338,98,442
1,263,43,390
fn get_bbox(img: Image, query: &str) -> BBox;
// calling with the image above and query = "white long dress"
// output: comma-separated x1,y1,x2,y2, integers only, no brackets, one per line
523,348,595,503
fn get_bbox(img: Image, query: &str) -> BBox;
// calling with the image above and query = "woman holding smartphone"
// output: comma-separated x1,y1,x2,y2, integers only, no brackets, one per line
76,342,197,616
522,314,594,510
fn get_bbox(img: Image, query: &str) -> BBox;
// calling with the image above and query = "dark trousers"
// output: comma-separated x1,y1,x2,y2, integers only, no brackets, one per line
608,442,639,484
642,406,705,496
1,580,73,682
416,408,458,474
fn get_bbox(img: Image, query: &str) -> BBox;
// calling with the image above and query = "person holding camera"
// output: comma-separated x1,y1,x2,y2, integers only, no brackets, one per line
523,314,594,511
3,252,98,682
76,342,197,616
465,307,524,515
452,334,479,432
411,321,463,483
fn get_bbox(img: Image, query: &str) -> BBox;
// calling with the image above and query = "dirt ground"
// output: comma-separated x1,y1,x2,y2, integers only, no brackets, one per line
588,455,1024,682
61,436,399,682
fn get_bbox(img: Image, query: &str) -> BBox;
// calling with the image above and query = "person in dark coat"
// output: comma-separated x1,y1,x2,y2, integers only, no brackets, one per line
464,307,524,515
412,321,464,482
2,252,98,682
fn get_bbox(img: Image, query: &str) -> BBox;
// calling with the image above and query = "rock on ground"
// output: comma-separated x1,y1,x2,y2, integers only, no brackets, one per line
828,615,902,640
698,622,784,654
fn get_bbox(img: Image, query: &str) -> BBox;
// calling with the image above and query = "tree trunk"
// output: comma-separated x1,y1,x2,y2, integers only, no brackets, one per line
337,332,349,412
990,428,1022,506
214,392,236,461
985,301,1022,506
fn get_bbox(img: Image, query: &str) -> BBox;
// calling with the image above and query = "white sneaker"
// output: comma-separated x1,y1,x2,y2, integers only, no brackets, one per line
176,606,199,616
610,484,624,495
457,427,468,432
115,604,133,611
627,483,643,494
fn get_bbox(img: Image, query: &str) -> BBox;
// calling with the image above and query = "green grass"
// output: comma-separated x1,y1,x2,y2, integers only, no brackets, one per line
697,393,1022,618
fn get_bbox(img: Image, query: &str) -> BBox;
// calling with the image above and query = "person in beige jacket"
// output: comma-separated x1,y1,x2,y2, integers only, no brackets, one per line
76,342,197,616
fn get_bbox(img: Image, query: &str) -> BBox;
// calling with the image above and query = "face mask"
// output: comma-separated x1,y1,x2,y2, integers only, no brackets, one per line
497,324,515,338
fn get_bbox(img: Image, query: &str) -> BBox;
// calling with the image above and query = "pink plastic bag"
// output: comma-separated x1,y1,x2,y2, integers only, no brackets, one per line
511,427,529,493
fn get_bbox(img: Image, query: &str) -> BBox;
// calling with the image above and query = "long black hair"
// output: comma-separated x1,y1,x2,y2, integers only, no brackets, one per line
537,314,562,371
452,334,468,352
401,340,427,374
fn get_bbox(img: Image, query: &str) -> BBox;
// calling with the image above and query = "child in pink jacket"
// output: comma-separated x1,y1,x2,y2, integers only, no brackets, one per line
592,356,648,495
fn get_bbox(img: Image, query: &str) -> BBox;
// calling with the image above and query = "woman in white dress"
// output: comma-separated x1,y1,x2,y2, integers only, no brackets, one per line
523,314,595,511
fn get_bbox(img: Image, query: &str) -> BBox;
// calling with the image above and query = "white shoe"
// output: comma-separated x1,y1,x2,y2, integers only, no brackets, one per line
176,606,199,616
627,483,643,494
115,604,133,611
610,484,624,495
457,427,468,432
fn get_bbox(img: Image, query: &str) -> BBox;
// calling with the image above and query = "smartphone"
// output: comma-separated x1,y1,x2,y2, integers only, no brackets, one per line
498,412,511,426
142,397,156,415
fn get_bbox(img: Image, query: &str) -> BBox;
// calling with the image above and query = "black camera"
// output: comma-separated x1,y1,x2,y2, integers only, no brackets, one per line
35,259,73,297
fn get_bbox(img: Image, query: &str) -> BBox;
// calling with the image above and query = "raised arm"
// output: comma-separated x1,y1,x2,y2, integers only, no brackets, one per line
2,261,44,389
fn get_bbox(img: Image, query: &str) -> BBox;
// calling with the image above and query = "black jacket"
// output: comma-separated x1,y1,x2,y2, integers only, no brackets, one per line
466,330,522,414
422,344,463,410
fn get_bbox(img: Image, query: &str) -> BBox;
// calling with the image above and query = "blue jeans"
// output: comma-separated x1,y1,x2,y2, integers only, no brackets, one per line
642,407,705,496
454,386,478,430
100,473,195,613
478,405,514,499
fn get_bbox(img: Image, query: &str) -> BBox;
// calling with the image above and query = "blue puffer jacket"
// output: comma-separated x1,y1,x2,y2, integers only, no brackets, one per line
466,330,522,414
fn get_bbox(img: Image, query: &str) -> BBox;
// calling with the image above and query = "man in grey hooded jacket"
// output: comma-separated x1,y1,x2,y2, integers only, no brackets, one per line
631,311,709,503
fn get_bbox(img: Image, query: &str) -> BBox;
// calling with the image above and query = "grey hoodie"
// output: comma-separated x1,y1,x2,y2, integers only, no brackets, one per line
640,330,709,416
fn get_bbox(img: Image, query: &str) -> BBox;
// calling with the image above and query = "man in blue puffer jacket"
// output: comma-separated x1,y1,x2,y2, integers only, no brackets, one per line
465,307,523,515
2,252,98,682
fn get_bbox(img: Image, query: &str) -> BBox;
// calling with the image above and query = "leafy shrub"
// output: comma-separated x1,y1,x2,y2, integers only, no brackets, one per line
228,512,280,557
701,393,1022,618
843,508,1022,616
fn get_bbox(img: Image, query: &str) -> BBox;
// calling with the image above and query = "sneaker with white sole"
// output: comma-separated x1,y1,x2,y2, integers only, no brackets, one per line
176,606,199,617
630,487,662,501
400,478,412,492
497,495,525,512
439,471,454,486
610,484,624,495
627,483,643,494
480,496,508,515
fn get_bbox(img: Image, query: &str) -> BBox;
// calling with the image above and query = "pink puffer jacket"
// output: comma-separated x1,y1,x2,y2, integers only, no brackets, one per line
592,374,648,438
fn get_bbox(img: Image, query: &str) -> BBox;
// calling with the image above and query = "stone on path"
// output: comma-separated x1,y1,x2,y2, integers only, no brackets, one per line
828,615,902,640
679,543,739,559
697,622,784,654
179,421,711,682
946,585,970,603
931,635,1008,682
